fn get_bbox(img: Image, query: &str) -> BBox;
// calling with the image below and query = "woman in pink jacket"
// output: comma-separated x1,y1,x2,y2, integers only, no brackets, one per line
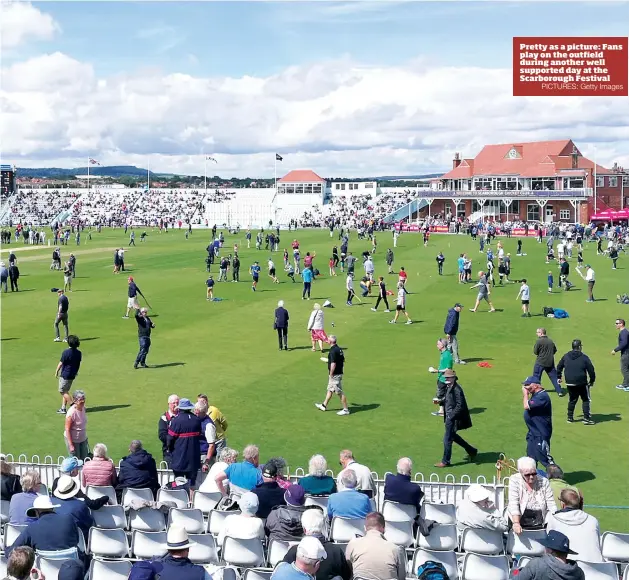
81,443,118,488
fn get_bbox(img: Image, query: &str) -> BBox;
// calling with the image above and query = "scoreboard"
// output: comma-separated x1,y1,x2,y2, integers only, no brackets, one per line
1,165,16,197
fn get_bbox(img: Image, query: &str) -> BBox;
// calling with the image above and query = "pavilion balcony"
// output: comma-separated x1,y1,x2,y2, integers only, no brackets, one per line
425,188,593,199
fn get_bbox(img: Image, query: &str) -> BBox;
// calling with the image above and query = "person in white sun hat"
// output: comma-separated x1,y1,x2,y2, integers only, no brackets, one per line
128,524,206,580
456,483,508,533
272,535,327,579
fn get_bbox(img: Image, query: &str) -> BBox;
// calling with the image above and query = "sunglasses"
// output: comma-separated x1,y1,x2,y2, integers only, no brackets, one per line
522,472,536,477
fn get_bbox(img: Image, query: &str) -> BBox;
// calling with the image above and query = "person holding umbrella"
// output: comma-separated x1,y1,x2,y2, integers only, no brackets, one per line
134,307,155,369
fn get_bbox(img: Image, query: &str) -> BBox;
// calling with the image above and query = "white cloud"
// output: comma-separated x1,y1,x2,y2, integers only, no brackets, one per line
2,51,628,177
0,1,60,49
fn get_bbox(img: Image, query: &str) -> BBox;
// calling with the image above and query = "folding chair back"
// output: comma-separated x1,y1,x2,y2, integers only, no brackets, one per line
221,536,265,567
157,488,190,509
461,553,510,580
128,507,166,532
92,505,127,529
417,524,458,551
131,530,168,559
382,500,417,522
86,485,117,505
330,517,365,543
167,507,205,534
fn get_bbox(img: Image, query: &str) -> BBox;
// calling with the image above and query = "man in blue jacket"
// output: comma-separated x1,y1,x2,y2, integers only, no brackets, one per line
444,303,465,364
383,457,423,513
274,300,290,351
167,398,202,487
522,376,554,467
52,475,94,541
116,440,160,502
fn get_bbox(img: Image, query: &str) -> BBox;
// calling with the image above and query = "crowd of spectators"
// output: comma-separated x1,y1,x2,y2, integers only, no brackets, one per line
69,191,142,227
4,190,78,226
129,190,205,226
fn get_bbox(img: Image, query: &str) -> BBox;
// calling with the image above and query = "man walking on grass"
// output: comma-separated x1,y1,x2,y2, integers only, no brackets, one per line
612,318,629,392
557,339,596,424
516,278,532,317
444,303,465,364
521,376,554,467
134,307,155,369
390,282,412,325
532,328,564,396
55,335,82,415
54,289,70,342
315,335,350,416
123,277,141,318
469,271,495,313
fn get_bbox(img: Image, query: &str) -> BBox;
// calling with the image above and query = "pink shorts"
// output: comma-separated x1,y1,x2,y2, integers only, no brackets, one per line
311,330,328,342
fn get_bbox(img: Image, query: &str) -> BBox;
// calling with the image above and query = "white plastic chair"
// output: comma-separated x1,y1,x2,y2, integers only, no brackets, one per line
412,548,458,580
86,485,117,505
577,561,619,580
382,500,417,522
506,529,546,557
128,507,166,532
121,487,154,507
0,499,10,524
89,558,132,580
131,530,168,559
304,495,329,516
193,490,222,514
422,503,457,525
207,508,241,536
385,519,415,547
460,527,505,555
221,536,266,567
330,517,365,543
36,557,71,580
461,553,510,580
623,564,629,580
267,539,298,567
188,533,219,564
416,524,458,551
168,507,205,534
0,555,7,578
87,527,129,558
3,523,27,551
601,532,629,563
91,505,127,529
158,487,190,509
243,568,274,580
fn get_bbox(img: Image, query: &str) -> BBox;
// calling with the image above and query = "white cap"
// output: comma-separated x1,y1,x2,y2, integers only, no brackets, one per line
297,536,327,561
466,483,492,504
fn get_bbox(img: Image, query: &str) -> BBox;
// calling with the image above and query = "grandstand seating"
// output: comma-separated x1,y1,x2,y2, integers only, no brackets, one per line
4,189,79,226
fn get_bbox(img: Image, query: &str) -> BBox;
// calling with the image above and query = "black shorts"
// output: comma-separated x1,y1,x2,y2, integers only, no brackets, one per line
396,305,404,311
269,268,276,276
522,300,530,305
253,276,259,282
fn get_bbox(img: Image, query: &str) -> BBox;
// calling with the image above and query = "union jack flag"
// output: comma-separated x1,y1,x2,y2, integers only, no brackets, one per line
89,157,101,165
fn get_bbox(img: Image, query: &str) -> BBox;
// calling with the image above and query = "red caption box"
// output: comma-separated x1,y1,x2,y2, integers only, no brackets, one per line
513,37,628,96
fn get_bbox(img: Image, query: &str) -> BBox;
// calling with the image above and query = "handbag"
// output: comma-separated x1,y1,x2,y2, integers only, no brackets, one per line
520,508,545,529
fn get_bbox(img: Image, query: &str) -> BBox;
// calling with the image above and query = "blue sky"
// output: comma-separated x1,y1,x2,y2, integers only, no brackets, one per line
21,1,629,78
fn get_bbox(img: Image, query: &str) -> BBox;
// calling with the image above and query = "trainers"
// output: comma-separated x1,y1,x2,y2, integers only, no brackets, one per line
389,320,396,324
567,417,574,423
315,403,327,412
122,315,129,319
337,409,350,416
405,320,412,325
371,308,377,312
431,411,444,416
456,360,467,365
57,407,67,414
62,338,68,342
53,338,61,342
557,391,566,397
582,418,595,425
616,384,629,390
384,309,391,313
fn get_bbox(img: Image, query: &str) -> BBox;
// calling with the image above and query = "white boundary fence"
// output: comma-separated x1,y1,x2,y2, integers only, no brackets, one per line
3,454,506,512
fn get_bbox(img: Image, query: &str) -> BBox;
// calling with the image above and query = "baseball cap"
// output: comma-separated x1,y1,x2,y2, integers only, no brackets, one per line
522,376,541,386
60,456,83,473
296,536,327,561
284,484,306,506
538,530,578,554
454,303,463,308
262,462,278,478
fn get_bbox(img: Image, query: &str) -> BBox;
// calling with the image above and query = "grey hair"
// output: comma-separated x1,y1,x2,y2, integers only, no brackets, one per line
20,470,41,492
243,445,259,462
397,457,412,476
168,394,179,404
437,338,448,348
308,454,327,477
72,390,86,401
313,303,321,311
219,447,239,463
301,508,325,535
517,456,536,473
93,443,108,459
195,400,208,414
328,335,337,345
278,300,284,308
130,440,143,453
340,469,357,489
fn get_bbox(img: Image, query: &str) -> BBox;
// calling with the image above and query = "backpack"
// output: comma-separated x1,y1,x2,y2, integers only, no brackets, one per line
543,307,555,317
553,308,569,319
417,561,449,580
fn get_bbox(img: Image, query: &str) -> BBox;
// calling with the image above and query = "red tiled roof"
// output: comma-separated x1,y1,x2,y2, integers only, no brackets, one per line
278,170,326,183
440,140,611,180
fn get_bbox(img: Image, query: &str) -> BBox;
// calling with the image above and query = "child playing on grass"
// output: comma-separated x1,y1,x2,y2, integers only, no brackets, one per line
206,275,215,301
547,271,554,293
516,278,531,317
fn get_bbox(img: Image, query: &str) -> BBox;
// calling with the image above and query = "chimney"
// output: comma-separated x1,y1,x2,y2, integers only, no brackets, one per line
612,162,618,172
571,146,579,169
453,152,461,170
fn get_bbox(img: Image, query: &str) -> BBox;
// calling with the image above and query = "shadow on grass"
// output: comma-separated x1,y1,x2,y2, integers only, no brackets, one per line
349,403,380,414
468,407,487,415
151,362,186,368
15,288,36,292
464,357,494,362
81,337,99,341
71,289,90,292
564,470,596,485
87,404,131,413
593,298,608,302
452,451,502,467
1,337,19,341
290,346,321,351
590,413,621,423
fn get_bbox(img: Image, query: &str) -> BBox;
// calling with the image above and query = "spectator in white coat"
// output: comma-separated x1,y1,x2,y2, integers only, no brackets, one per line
456,484,508,533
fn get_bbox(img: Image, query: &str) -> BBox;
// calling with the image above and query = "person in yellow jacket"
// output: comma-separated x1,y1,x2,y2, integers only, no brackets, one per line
197,394,228,455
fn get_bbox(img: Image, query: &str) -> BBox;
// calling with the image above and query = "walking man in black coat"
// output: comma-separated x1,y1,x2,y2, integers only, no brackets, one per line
8,263,19,291
434,369,477,467
274,300,289,351
557,339,596,425
134,307,155,369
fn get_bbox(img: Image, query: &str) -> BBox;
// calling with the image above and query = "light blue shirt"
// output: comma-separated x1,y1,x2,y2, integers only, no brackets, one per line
271,562,314,580
302,269,313,283
327,489,371,521
224,461,263,491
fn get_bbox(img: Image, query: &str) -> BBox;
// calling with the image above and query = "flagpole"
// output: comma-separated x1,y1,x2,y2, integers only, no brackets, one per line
204,156,207,194
87,156,90,192
593,145,597,215
274,155,277,194
147,157,150,190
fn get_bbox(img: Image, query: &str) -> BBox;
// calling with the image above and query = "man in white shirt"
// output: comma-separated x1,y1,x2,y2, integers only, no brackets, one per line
364,257,375,282
346,273,355,306
337,450,376,498
577,264,596,302
556,241,565,260
516,279,531,318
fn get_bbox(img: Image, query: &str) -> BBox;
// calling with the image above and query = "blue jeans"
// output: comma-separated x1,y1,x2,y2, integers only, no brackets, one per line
442,420,476,464
136,336,151,366
532,363,562,393
526,434,553,467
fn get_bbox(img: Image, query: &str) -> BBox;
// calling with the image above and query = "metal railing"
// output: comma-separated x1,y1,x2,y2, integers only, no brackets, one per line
426,188,593,198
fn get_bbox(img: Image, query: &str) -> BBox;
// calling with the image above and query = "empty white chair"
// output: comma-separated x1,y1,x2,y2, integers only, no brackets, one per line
460,528,505,555
87,527,129,558
86,485,117,505
412,548,458,580
121,487,154,507
601,532,629,563
304,496,329,516
461,553,510,580
384,519,415,547
91,505,127,529
577,561,619,580
382,500,417,522
330,517,365,543
193,490,222,514
267,540,298,567
168,508,205,534
4,523,27,550
417,524,458,551
89,558,132,580
1,499,10,524
422,503,457,525
221,536,265,567
36,557,70,580
243,568,273,580
131,530,168,559
188,533,219,564
158,488,190,509
207,508,241,536
506,530,546,557
129,507,166,532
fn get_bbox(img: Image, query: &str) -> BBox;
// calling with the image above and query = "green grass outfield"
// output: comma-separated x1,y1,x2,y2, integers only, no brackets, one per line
1,228,628,530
